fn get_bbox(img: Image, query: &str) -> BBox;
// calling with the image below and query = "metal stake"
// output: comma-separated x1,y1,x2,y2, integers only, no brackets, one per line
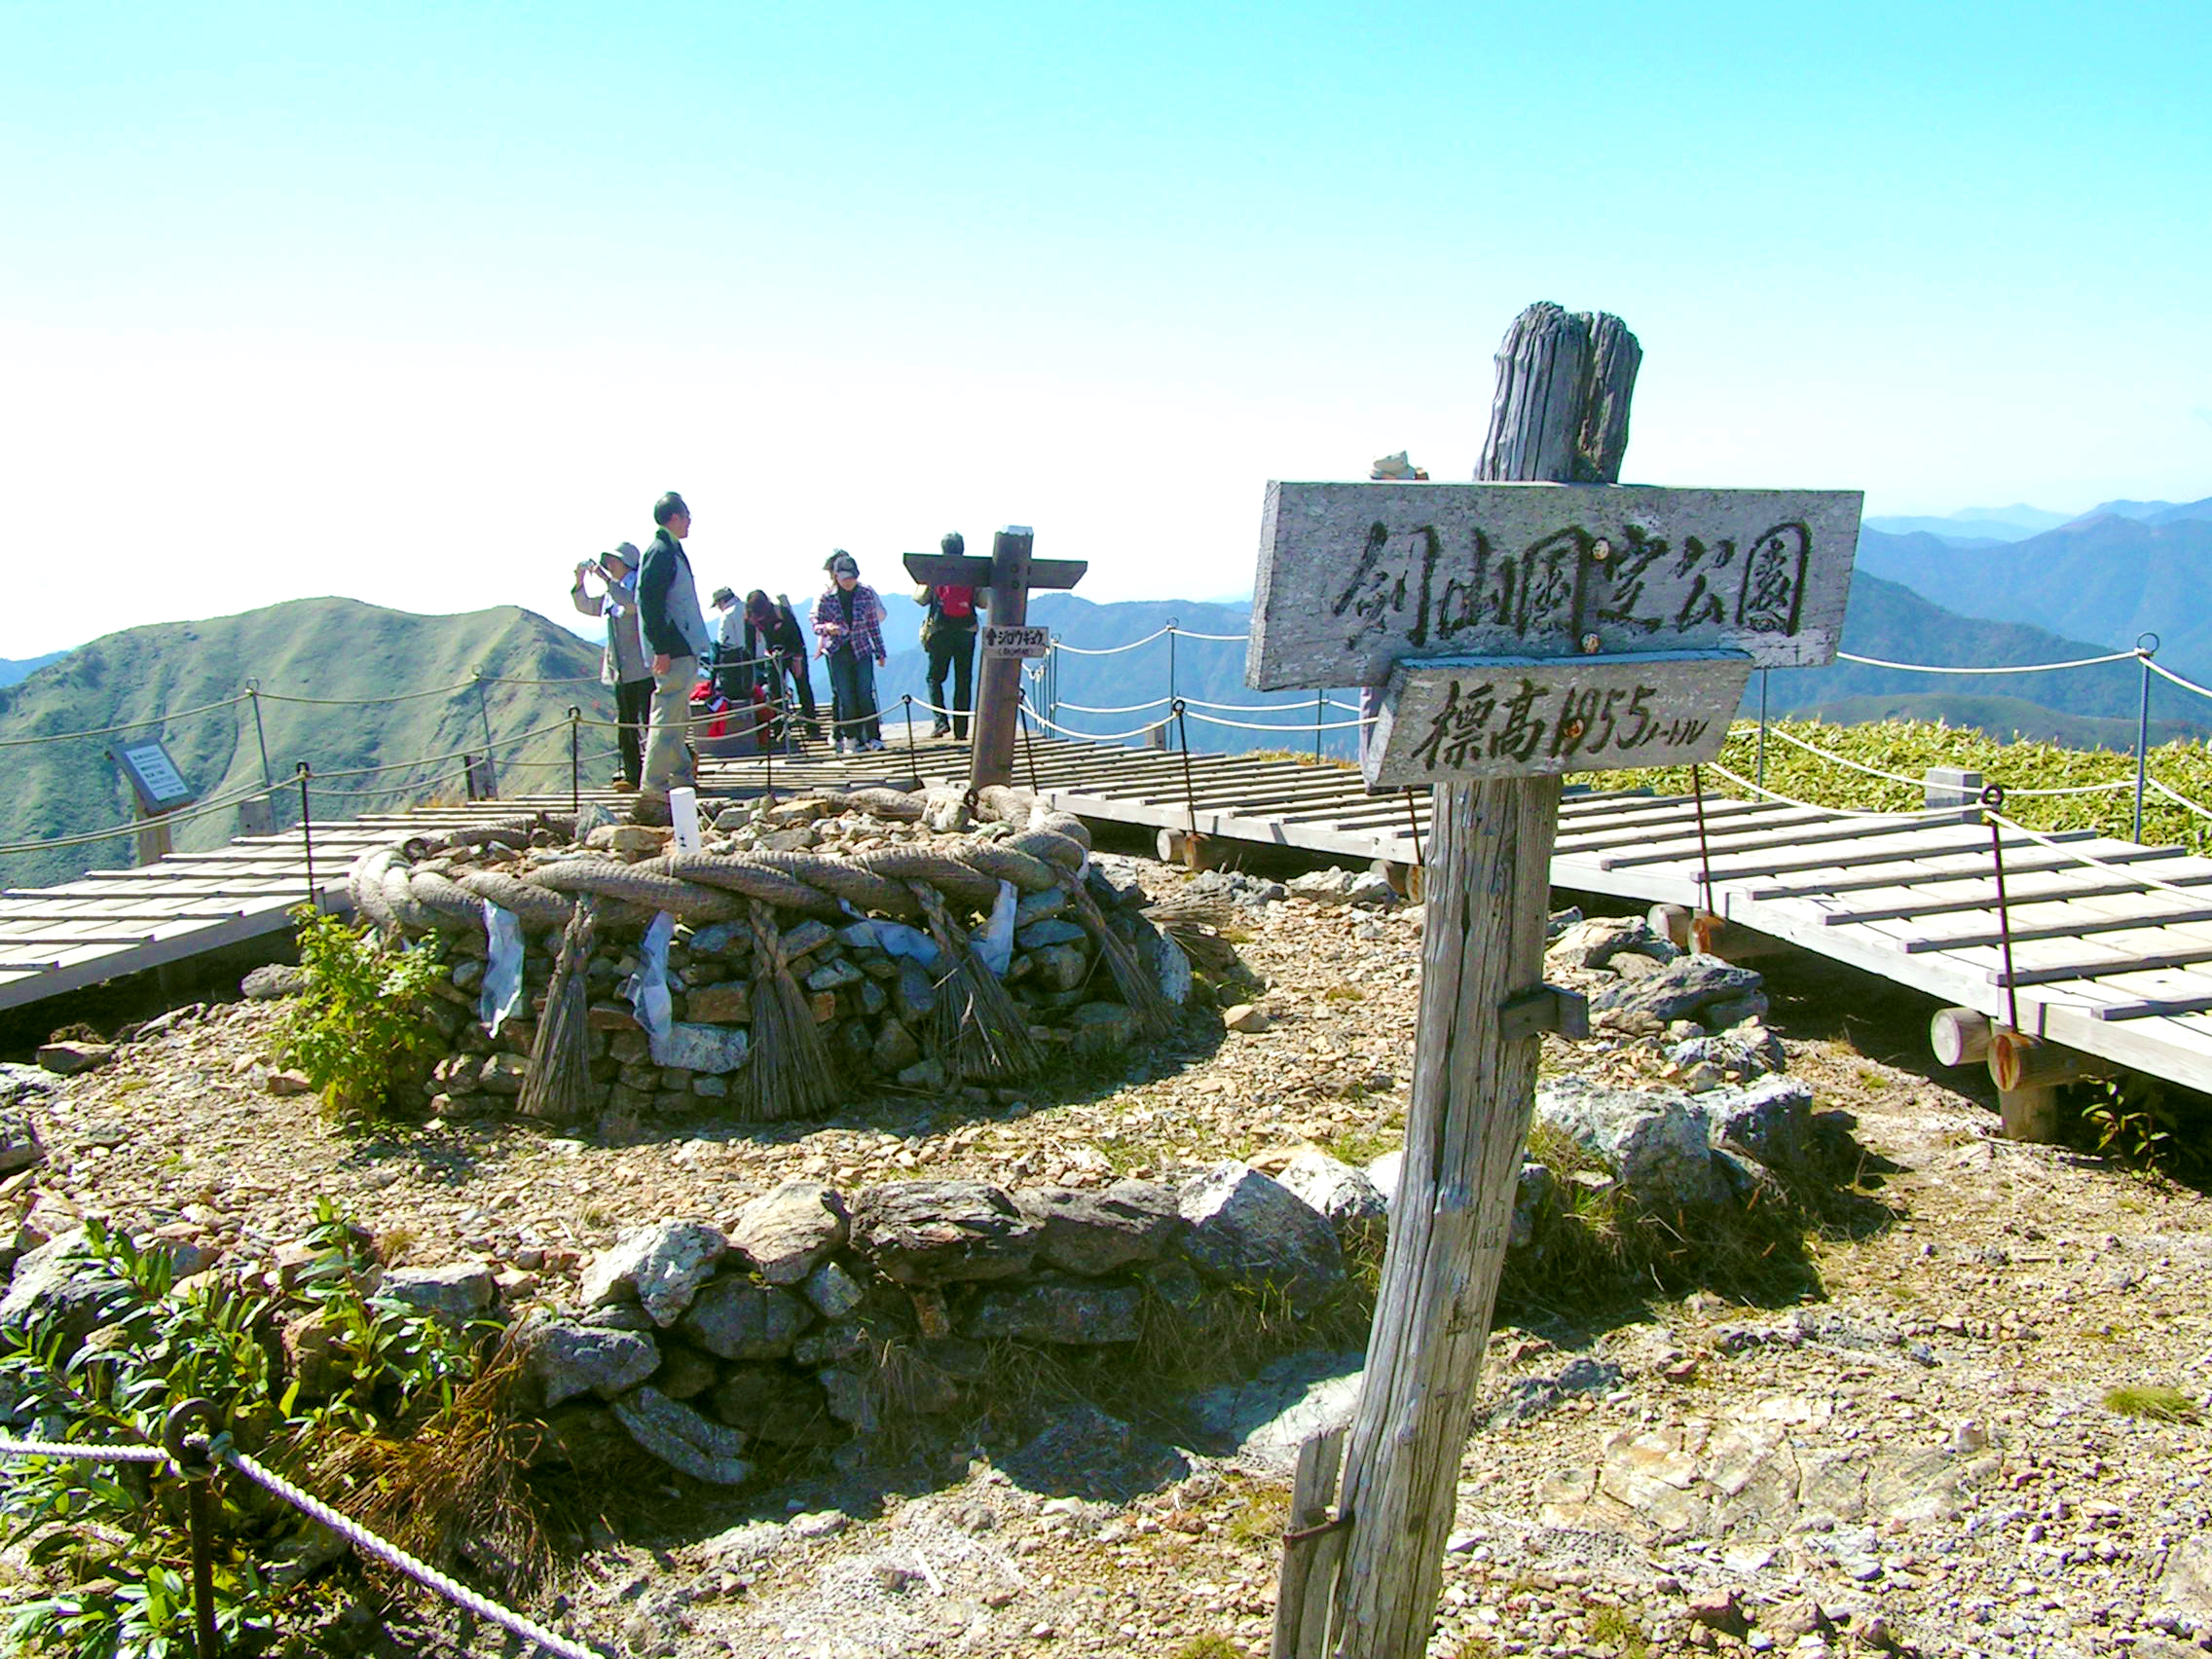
166,1399,222,1659
1019,695,1041,793
246,681,272,790
567,706,581,815
1313,689,1325,760
472,672,498,798
1689,763,1717,918
296,762,315,909
1755,668,1769,789
2135,633,2158,843
1403,788,1424,868
1173,698,1198,845
1984,784,2021,1031
903,695,919,775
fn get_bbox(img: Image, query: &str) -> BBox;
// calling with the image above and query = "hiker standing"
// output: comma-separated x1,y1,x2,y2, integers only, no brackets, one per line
744,589,821,741
571,542,652,790
635,491,711,819
913,531,982,739
812,551,888,753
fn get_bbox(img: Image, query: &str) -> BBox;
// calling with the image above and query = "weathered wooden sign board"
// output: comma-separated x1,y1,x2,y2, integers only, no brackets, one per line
981,623,1051,659
1363,647,1751,788
1248,482,1862,692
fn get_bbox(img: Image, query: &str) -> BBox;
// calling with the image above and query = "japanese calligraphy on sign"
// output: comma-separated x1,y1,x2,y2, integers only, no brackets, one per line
1362,650,1751,788
1247,482,1860,691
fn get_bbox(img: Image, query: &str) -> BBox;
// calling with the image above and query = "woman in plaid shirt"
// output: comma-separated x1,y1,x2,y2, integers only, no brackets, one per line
811,551,889,752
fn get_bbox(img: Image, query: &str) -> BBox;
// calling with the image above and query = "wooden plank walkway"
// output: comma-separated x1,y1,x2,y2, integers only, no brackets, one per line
9,729,2212,1097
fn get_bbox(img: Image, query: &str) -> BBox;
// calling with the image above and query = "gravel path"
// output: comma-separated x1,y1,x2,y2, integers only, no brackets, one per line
13,853,2212,1658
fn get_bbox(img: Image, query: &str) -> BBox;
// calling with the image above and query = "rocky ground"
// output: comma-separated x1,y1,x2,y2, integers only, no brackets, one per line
7,846,2212,1659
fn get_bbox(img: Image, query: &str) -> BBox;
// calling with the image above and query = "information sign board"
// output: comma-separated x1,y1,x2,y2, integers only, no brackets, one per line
981,624,1051,660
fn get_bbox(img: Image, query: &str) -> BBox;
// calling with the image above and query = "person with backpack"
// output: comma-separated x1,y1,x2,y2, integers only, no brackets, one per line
914,531,983,739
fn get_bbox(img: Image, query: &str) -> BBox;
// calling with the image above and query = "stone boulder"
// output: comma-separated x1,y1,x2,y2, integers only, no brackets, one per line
1177,1163,1344,1312
375,1262,497,1331
35,1042,113,1077
578,1221,728,1327
1534,1078,1728,1211
1274,1151,1387,1240
680,1277,811,1360
850,1181,1041,1284
1588,954,1766,1035
965,1272,1145,1346
709,1365,844,1445
1285,868,1395,908
1019,1182,1181,1276
729,1183,848,1285
524,1318,662,1408
1545,915,1678,974
240,963,309,1000
657,1022,749,1074
0,1110,44,1177
610,1386,753,1485
0,1064,56,1107
0,1230,132,1352
1706,1076,1816,1171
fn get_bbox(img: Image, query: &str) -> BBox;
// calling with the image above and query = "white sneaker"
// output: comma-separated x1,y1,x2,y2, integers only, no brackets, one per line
837,738,856,756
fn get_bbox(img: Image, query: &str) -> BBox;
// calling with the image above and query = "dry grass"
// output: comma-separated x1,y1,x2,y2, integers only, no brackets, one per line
2103,1383,2201,1423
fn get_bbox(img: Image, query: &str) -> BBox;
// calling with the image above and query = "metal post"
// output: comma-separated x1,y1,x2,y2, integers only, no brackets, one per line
903,695,919,775
296,762,315,909
568,706,581,816
1166,619,1179,722
1984,784,2020,1031
1173,699,1198,847
1689,764,1717,918
1313,689,1325,761
1019,695,1041,793
166,1400,222,1659
246,681,273,790
1755,668,1769,789
2135,633,2158,843
1404,788,1424,868
472,672,498,799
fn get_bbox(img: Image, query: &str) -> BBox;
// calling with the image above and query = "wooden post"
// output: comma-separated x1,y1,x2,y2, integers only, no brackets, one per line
1299,305,1641,1658
971,528,1033,791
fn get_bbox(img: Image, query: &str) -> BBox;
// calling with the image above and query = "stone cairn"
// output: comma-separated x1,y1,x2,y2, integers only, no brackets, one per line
345,784,1193,1124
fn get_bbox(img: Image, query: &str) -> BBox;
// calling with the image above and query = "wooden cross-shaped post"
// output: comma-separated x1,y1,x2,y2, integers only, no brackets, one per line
1252,303,1862,1659
904,529,1087,791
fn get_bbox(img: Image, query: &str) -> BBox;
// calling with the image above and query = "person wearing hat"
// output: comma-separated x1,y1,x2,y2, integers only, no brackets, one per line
635,491,712,818
744,589,821,742
571,542,652,790
811,551,888,753
709,585,747,699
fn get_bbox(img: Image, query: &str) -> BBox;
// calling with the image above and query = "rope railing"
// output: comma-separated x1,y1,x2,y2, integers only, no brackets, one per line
1182,708,1373,733
2145,658,2212,704
0,1423,600,1659
1833,647,2139,675
1048,624,1177,655
0,693,251,749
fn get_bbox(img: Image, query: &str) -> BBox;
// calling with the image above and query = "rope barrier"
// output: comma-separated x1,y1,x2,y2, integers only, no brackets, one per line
2147,777,2212,825
0,775,279,858
222,1447,599,1659
0,693,250,749
2145,658,2212,705
0,1433,169,1463
1181,709,1372,733
1049,625,1175,655
1055,696,1172,715
1833,647,2138,675
1016,706,1167,743
1700,761,1959,822
1163,626,1251,643
255,679,479,708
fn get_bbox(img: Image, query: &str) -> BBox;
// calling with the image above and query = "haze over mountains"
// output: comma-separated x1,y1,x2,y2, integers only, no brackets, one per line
4,491,2210,891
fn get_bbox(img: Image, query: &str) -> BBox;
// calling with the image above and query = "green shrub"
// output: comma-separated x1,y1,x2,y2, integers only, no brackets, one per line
278,908,448,1119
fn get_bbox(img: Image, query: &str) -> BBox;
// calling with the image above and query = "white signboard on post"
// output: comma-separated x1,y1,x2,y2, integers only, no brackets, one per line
1364,648,1752,788
981,624,1051,660
1248,481,1862,691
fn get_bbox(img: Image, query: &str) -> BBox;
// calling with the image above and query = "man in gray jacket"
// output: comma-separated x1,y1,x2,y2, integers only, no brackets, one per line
571,542,651,790
635,491,712,820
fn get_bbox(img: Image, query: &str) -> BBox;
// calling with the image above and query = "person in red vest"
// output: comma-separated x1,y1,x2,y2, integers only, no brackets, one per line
914,531,983,739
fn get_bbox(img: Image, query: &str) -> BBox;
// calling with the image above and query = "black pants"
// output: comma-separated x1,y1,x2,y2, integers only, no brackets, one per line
927,627,977,737
777,649,821,736
614,677,653,786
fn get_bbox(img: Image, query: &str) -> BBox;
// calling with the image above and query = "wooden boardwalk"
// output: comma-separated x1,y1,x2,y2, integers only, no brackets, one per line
9,731,2212,1095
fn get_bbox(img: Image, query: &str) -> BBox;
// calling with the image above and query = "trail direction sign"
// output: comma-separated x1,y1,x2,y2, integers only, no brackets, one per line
1248,481,1861,687
981,624,1051,659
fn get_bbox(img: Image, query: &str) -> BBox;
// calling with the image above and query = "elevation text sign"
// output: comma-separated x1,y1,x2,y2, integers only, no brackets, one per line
1363,649,1753,788
1247,481,1862,691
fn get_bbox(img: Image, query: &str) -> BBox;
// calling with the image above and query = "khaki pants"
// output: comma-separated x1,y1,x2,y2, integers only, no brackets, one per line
642,655,698,800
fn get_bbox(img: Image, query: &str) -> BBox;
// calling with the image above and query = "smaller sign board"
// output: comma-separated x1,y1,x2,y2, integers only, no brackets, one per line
982,624,1051,660
109,740,197,814
1362,649,1751,790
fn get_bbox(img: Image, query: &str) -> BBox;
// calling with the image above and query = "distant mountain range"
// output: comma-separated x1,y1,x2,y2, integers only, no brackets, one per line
0,652,67,689
0,599,609,890
1865,497,2212,545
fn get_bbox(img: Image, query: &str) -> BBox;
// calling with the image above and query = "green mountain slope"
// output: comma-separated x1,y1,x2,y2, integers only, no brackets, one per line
0,598,610,890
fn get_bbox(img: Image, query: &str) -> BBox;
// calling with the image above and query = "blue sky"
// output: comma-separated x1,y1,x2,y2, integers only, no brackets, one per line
3,0,2207,656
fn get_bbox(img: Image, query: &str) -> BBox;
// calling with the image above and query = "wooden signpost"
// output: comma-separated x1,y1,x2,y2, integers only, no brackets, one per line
1261,304,1860,1659
904,529,1087,790
108,738,198,866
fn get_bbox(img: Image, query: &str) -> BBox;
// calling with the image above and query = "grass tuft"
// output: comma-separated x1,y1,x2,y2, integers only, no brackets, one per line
2103,1382,2201,1423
